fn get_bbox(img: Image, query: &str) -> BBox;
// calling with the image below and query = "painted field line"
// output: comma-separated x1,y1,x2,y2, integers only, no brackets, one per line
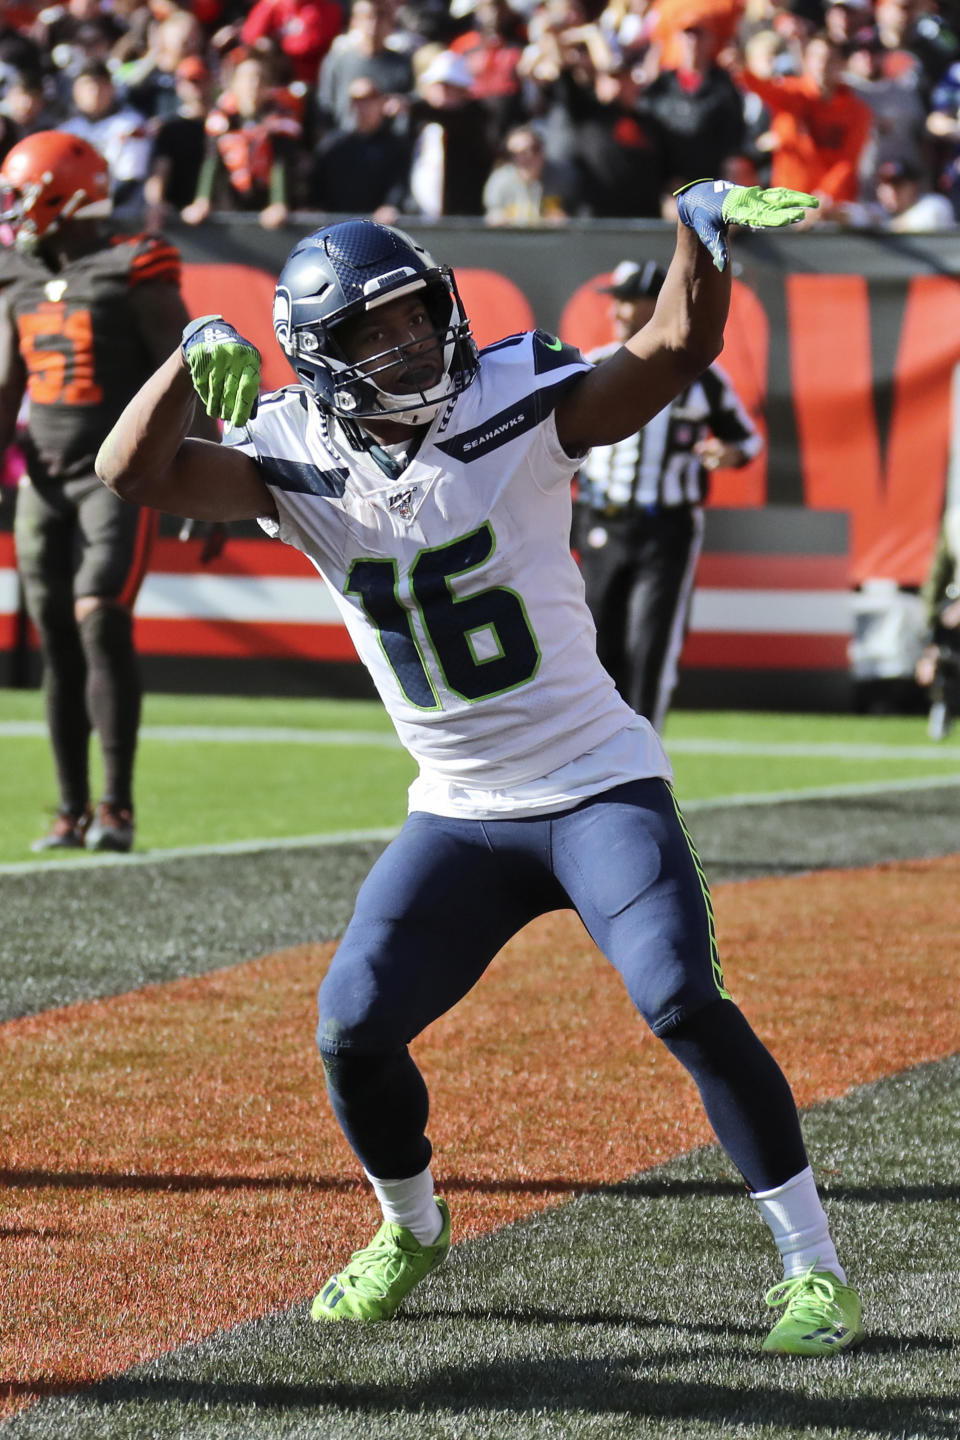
667,738,960,761
0,721,403,748
2,720,960,762
0,827,402,876
2,773,959,877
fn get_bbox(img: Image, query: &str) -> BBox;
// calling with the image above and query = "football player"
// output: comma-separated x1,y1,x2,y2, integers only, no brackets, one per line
0,131,217,852
95,181,864,1354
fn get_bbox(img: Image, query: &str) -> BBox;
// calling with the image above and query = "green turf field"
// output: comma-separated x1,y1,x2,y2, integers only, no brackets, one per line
2,690,959,862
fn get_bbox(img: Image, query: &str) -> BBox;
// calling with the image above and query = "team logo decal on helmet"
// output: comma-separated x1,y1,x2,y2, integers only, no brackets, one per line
272,220,479,428
0,131,111,254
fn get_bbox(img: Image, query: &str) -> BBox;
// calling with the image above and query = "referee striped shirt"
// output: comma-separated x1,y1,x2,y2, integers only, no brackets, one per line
577,351,763,512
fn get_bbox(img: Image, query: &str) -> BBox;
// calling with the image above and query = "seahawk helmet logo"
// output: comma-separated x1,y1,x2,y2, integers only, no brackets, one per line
273,287,293,353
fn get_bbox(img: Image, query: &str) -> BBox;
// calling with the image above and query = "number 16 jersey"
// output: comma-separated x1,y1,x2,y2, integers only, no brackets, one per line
228,328,671,813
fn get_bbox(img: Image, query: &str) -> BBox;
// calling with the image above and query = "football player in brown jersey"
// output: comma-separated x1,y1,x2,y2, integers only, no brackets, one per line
0,131,218,852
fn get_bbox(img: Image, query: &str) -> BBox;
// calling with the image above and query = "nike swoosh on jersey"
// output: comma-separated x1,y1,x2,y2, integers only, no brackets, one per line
532,329,586,376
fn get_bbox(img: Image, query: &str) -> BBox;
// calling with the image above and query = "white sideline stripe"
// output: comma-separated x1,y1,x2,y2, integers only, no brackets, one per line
0,571,18,611
3,773,959,875
0,826,403,875
2,721,959,762
682,771,960,809
0,721,403,748
689,589,852,634
134,573,340,624
132,575,853,633
666,738,960,761
0,568,854,631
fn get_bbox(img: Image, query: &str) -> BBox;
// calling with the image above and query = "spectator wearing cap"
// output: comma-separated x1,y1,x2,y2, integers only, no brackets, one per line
316,0,415,130
572,258,763,731
143,55,213,228
736,29,873,212
482,120,583,220
62,59,152,213
182,50,302,228
305,73,411,219
403,47,495,216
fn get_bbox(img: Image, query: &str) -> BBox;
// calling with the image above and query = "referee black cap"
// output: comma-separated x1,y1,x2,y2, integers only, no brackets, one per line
596,259,667,300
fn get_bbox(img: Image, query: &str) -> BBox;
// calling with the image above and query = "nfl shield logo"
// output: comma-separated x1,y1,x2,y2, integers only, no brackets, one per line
388,487,417,520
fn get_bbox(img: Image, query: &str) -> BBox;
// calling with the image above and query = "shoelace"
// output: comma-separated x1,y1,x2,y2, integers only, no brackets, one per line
339,1227,420,1295
765,1267,842,1321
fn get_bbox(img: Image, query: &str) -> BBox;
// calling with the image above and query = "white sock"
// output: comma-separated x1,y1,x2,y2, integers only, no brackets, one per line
751,1165,846,1283
365,1165,443,1245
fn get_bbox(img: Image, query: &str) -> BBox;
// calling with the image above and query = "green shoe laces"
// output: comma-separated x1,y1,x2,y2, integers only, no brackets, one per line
765,1267,846,1323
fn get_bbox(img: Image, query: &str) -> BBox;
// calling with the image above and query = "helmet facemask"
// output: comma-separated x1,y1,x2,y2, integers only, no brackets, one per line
275,268,478,429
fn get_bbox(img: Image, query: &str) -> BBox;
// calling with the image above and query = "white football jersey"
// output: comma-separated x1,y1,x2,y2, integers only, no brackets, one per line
228,329,671,813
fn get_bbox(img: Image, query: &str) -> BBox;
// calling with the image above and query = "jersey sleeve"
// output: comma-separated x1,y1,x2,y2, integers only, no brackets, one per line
222,416,281,538
223,395,338,553
125,233,182,289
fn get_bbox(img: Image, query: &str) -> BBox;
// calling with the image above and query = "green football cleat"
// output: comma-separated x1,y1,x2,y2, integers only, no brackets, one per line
763,1268,864,1355
311,1199,451,1322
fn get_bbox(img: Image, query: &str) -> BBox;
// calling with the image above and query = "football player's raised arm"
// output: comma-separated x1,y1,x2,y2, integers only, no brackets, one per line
555,223,729,455
0,298,27,456
95,347,277,523
555,180,817,456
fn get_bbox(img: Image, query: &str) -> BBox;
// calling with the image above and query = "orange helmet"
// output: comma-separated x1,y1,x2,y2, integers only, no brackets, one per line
0,131,111,253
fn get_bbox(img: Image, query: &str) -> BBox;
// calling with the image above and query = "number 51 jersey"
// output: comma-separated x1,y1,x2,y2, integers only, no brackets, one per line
229,329,668,796
0,230,181,485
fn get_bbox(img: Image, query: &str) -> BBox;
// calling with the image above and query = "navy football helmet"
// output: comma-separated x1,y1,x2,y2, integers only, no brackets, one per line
272,220,479,427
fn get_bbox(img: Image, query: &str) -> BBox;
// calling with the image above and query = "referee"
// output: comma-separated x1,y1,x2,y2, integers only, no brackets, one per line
572,259,763,732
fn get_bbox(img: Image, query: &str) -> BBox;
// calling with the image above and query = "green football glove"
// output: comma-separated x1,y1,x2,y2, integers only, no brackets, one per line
675,179,819,271
181,314,261,427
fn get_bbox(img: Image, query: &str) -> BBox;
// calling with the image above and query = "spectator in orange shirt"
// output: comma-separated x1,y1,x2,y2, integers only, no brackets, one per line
737,31,873,211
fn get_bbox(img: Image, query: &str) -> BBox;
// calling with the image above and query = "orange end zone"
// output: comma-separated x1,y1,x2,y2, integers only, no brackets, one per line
2,855,959,1415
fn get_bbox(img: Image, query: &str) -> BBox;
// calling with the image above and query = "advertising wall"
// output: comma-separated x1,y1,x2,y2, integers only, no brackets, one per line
3,217,958,707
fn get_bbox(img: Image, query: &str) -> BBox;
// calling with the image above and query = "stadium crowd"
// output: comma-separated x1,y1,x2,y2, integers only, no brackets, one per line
0,0,959,228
